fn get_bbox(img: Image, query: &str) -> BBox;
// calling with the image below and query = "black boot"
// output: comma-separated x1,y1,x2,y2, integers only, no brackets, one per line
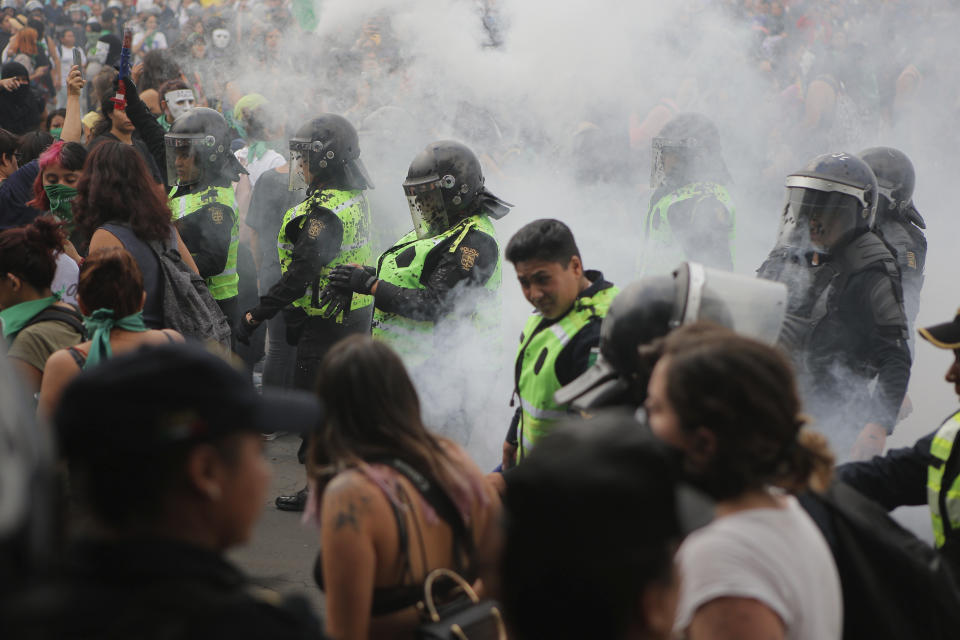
275,487,308,512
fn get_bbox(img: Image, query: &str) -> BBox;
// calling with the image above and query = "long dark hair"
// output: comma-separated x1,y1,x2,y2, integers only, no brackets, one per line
74,141,172,244
309,336,485,520
661,324,832,500
0,216,65,291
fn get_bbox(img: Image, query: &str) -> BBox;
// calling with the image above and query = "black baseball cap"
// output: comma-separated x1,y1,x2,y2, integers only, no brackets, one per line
55,343,323,459
919,308,960,350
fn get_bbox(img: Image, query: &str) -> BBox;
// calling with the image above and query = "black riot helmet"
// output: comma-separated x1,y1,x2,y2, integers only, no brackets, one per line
775,151,879,255
650,112,730,189
403,140,512,239
164,107,246,188
858,146,925,230
288,114,373,192
555,263,787,411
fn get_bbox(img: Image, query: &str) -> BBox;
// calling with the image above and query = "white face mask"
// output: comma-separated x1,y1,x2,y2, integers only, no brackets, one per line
164,89,196,120
93,40,110,64
212,28,230,49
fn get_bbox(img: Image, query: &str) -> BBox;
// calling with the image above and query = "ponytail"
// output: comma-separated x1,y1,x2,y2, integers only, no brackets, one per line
0,216,66,291
774,427,836,494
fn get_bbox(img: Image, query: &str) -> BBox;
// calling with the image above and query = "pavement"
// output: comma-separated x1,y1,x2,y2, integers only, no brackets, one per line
228,433,325,616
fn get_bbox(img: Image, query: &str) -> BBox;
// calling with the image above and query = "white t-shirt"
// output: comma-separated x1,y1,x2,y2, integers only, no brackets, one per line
675,494,842,640
234,147,285,188
51,252,79,305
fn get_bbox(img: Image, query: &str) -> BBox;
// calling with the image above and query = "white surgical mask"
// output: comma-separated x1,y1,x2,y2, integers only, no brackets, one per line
164,89,196,120
212,28,230,49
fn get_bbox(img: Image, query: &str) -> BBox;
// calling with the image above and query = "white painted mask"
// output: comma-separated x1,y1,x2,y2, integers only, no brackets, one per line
164,89,196,120
212,28,230,49
93,40,110,64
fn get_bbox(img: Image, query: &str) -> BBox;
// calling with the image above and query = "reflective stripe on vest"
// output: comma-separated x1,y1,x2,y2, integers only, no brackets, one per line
639,182,736,276
168,186,240,300
515,284,620,461
928,410,960,547
277,189,372,321
372,214,502,367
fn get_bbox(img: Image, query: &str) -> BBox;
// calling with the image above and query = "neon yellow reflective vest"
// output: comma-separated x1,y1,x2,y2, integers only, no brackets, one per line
277,188,372,321
639,181,735,276
515,283,619,461
928,410,960,548
169,185,239,300
372,214,501,367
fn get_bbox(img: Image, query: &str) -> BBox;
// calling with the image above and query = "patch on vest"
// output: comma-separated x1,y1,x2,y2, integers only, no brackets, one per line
307,218,324,239
907,251,917,270
210,207,224,224
460,247,479,271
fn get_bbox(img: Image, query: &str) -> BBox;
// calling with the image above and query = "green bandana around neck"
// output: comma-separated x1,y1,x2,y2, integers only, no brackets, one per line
50,127,63,139
44,183,78,224
0,294,59,341
83,308,148,369
247,140,268,162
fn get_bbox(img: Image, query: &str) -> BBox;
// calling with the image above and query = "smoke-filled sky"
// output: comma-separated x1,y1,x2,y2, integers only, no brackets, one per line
226,0,960,531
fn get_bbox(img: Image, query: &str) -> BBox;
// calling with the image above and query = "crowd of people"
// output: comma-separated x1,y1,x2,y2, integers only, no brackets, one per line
3,0,960,639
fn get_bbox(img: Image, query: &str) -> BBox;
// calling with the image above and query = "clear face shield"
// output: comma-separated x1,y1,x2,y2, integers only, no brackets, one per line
672,262,787,345
288,140,316,192
775,176,866,254
650,137,698,189
164,134,208,188
403,175,451,239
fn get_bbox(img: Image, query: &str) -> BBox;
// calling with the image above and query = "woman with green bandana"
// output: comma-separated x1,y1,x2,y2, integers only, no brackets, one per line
38,247,182,419
26,140,87,232
0,217,85,395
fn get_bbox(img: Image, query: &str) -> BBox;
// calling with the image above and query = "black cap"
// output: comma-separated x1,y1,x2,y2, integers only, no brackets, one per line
919,309,960,350
55,343,323,459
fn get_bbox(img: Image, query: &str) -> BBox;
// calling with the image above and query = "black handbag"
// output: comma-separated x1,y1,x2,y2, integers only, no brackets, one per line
416,568,506,640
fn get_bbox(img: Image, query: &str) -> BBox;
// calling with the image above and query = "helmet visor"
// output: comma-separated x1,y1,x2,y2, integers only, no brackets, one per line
288,139,318,192
164,134,207,187
650,137,698,189
404,177,449,239
776,180,863,253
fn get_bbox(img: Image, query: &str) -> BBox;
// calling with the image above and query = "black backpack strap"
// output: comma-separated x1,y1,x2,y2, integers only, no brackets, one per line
23,305,87,339
66,346,87,368
374,458,475,573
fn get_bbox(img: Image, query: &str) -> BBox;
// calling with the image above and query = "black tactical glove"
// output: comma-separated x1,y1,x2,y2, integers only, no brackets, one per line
327,264,377,295
317,285,352,321
236,310,261,346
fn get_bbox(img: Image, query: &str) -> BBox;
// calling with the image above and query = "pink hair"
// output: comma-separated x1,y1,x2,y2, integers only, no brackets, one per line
27,141,83,211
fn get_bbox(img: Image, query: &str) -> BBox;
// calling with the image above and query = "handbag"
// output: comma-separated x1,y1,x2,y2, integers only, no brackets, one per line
416,568,506,640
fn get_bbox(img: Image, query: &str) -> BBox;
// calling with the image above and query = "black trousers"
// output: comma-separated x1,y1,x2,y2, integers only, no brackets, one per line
292,305,373,463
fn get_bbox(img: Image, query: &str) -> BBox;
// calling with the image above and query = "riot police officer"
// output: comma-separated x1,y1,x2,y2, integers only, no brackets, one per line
757,152,911,461
165,108,247,326
858,147,926,337
555,263,787,413
639,113,736,276
238,115,374,512
325,140,510,368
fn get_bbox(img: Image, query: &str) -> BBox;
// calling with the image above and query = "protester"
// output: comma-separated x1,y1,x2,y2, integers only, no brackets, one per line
646,324,842,640
74,140,199,328
307,335,501,640
0,60,45,134
89,92,163,183
0,216,85,395
501,414,688,640
38,247,183,418
3,342,326,638
26,140,87,225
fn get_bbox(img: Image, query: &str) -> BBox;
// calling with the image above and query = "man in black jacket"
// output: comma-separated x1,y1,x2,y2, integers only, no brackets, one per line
836,309,960,573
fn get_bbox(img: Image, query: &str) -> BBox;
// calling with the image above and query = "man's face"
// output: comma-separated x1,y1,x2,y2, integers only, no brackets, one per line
513,256,583,320
163,89,195,121
807,208,844,251
947,350,960,400
61,29,75,47
110,108,135,134
174,147,200,183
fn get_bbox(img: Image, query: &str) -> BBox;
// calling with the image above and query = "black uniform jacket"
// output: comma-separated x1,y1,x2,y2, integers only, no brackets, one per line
1,537,324,640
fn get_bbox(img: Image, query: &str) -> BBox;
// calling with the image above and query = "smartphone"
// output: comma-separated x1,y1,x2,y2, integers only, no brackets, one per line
72,47,83,79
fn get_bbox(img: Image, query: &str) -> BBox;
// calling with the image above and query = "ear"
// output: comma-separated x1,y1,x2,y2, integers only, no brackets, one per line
569,254,583,277
687,426,717,469
184,443,225,502
7,273,22,292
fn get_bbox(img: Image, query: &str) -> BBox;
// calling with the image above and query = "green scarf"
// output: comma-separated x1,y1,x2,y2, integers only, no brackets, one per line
0,295,58,342
83,308,148,369
44,184,78,224
247,140,268,162
50,126,63,139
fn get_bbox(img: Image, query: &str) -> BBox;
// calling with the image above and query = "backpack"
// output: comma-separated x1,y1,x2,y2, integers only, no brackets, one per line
800,482,960,640
22,304,87,339
146,239,233,350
